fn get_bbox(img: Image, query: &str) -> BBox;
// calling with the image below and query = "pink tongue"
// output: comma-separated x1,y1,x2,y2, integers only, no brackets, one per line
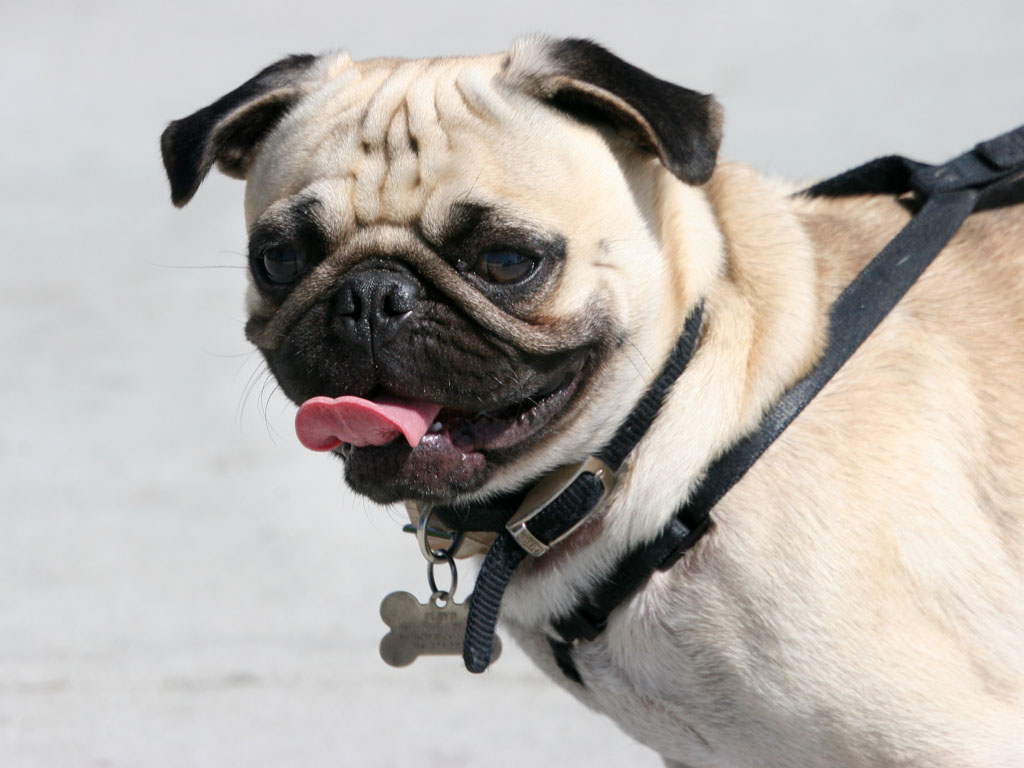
295,395,442,451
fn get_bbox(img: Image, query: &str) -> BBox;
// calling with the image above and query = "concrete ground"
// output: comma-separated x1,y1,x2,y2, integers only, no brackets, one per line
2,1,1021,765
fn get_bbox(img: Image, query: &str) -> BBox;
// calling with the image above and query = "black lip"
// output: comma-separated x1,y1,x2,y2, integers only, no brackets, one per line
337,350,595,503
443,357,586,452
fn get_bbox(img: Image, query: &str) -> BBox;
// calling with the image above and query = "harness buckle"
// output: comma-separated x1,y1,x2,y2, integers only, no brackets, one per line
505,456,616,557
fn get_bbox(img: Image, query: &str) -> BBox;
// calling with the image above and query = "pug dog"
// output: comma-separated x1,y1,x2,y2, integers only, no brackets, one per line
161,36,1024,767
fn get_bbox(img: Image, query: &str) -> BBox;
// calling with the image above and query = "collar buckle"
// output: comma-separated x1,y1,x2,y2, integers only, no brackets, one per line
505,456,616,557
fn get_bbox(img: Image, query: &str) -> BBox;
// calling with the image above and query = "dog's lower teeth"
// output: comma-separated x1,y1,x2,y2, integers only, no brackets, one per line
428,421,443,433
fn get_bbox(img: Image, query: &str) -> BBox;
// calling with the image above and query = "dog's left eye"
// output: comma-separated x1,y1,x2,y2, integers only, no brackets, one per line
475,250,535,284
261,245,307,285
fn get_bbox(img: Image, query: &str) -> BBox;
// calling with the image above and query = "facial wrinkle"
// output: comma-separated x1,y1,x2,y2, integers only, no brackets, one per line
383,102,425,222
453,63,516,127
405,67,446,162
354,60,425,224
248,227,605,356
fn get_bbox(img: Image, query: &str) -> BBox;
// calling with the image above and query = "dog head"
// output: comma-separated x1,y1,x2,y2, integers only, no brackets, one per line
161,37,723,506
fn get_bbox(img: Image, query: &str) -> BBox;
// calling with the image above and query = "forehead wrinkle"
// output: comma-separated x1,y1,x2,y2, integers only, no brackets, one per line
406,72,450,190
432,68,490,137
354,61,497,227
354,61,434,224
305,68,392,148
359,59,425,146
312,64,378,122
453,64,516,125
268,60,361,149
382,102,426,222
251,55,515,231
298,67,401,215
246,64,396,220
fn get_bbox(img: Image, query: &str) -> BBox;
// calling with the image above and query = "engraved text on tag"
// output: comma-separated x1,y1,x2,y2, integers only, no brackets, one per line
379,591,502,667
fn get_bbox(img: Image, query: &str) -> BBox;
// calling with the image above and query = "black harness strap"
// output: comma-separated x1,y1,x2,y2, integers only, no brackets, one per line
446,123,1024,679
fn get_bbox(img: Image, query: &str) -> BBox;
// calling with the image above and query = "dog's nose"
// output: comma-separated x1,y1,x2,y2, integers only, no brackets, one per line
333,268,421,347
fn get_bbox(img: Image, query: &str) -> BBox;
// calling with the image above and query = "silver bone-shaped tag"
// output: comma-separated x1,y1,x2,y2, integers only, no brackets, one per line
379,591,502,667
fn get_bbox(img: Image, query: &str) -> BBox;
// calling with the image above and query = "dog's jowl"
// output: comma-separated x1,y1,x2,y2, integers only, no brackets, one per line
162,36,1024,767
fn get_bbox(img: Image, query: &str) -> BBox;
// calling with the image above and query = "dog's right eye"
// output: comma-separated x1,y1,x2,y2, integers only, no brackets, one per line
261,245,307,285
475,249,536,284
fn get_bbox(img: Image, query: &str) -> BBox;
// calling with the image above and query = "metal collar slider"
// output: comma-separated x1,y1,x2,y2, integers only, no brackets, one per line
504,456,616,557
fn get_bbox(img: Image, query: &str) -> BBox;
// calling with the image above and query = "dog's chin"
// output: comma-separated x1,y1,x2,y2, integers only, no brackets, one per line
339,354,593,504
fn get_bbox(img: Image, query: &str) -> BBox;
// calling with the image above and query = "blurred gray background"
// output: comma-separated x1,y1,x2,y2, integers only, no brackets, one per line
2,1,1022,765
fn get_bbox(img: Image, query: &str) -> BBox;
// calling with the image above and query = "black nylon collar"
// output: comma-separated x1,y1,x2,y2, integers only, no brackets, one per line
437,122,1024,677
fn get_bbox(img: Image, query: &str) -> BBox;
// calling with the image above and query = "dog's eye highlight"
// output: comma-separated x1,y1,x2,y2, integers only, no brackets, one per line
261,245,307,285
475,250,535,284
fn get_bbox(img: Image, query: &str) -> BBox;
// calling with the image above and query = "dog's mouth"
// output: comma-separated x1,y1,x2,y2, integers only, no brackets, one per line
423,359,587,452
294,353,591,502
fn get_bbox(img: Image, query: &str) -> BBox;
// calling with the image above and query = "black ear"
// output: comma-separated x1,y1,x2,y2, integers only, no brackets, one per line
160,54,318,207
504,38,722,185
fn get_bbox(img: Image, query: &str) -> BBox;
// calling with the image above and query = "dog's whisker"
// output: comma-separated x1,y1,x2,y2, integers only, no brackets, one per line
258,376,287,444
622,337,656,380
207,348,260,360
236,358,270,426
145,261,247,270
233,349,262,379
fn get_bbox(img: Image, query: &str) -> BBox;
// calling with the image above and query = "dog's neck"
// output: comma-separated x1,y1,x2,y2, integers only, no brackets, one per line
500,162,831,627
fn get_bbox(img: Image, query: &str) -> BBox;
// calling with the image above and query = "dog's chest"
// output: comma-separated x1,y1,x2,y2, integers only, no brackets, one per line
502,575,882,768
504,596,766,768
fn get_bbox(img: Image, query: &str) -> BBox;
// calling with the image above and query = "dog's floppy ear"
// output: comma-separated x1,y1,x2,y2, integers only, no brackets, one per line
504,37,722,185
160,54,318,207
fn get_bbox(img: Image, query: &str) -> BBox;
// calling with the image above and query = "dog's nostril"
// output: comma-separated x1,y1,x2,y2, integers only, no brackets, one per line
336,286,360,318
383,283,416,316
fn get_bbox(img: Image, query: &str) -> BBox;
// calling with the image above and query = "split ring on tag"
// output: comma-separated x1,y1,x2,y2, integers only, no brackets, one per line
427,549,458,603
416,504,464,564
